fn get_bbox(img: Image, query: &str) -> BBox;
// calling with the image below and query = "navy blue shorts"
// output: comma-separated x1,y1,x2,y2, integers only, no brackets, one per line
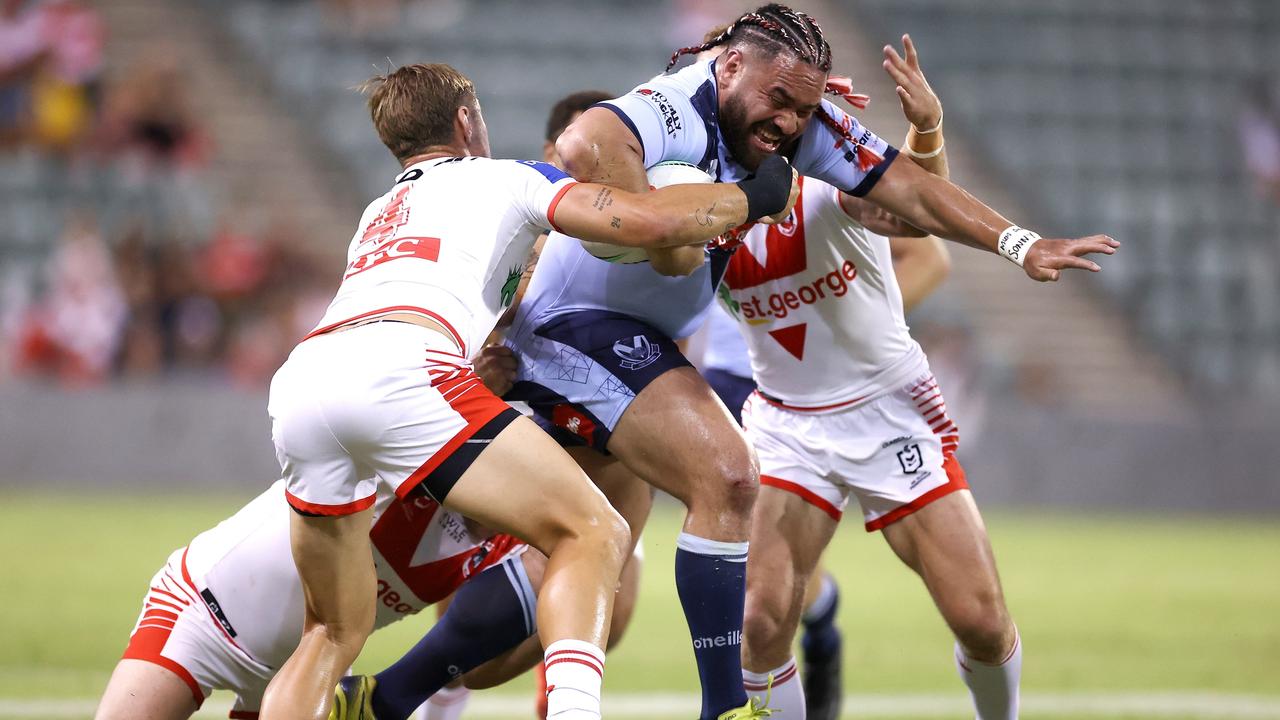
703,368,757,426
505,310,693,453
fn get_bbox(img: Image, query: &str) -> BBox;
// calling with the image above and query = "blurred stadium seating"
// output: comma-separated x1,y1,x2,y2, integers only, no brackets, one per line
849,0,1280,391
0,0,1276,507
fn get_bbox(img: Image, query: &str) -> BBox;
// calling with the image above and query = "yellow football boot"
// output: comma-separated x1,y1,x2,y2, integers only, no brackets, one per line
329,675,378,720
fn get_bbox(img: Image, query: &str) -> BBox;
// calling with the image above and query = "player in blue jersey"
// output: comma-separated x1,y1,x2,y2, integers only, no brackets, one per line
505,6,1115,720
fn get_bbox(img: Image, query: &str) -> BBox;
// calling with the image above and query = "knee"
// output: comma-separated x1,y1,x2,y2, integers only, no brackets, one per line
694,439,759,519
741,589,793,665
571,500,633,570
536,494,631,570
947,594,1015,662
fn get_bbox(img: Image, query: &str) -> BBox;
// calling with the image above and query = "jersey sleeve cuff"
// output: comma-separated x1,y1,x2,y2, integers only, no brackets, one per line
847,145,900,198
545,181,578,234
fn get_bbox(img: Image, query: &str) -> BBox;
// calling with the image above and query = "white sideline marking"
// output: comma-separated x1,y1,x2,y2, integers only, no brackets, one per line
3,692,1280,718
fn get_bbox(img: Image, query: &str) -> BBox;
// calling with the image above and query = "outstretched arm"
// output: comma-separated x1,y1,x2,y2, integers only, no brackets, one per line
861,35,1116,282
865,149,1116,282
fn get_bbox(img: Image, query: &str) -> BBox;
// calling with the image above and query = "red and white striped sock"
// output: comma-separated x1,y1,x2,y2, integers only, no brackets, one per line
544,639,605,719
743,657,803,718
955,631,1022,720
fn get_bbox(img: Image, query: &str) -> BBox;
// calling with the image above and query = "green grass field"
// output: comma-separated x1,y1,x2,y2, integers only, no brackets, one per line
2,490,1278,719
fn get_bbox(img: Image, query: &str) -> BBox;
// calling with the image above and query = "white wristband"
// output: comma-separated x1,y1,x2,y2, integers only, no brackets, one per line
997,226,1041,267
904,142,944,159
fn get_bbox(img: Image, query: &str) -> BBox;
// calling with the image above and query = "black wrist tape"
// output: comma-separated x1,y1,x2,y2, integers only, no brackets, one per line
736,154,793,221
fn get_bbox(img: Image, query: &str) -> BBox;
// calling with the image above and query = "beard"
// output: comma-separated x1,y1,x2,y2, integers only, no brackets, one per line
718,93,763,172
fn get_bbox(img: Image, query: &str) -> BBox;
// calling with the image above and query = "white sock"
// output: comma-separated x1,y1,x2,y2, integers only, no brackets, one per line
743,657,804,719
544,639,605,720
802,573,837,623
417,685,470,720
955,631,1021,720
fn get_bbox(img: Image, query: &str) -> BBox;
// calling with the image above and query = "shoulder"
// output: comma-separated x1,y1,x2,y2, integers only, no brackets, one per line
604,61,714,127
631,60,714,99
453,157,574,187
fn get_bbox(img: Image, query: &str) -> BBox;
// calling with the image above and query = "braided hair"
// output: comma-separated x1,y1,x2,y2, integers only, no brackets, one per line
667,4,831,73
666,4,881,171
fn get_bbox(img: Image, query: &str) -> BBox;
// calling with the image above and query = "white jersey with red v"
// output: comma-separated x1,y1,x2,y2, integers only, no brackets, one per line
181,481,523,670
718,176,926,411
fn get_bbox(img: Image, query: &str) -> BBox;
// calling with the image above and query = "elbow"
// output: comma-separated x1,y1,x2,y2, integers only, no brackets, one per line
895,223,930,239
555,129,593,181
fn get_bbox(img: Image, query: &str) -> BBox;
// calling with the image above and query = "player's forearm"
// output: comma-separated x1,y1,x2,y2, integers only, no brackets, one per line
632,184,753,247
870,161,1012,255
560,156,795,249
558,183,747,249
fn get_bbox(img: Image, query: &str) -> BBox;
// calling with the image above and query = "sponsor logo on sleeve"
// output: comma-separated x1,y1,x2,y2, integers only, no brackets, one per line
638,87,682,136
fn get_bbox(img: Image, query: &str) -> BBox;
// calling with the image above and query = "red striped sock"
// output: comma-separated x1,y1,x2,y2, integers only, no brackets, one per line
742,657,802,716
544,639,604,720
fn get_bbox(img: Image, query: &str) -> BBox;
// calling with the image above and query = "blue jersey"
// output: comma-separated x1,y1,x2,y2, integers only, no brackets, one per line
517,59,899,341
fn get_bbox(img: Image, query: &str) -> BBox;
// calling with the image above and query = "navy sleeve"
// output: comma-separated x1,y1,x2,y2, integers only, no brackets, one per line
795,99,899,197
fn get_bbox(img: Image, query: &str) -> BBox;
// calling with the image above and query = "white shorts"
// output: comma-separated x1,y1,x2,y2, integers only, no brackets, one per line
268,322,515,515
122,548,274,717
742,371,968,531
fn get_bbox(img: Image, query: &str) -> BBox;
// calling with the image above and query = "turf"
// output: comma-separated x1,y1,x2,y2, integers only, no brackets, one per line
2,489,1278,718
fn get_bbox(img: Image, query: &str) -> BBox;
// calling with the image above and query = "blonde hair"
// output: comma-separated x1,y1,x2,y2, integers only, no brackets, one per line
361,63,476,162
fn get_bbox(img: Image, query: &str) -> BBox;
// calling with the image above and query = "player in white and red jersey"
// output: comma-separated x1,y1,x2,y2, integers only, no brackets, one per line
95,481,536,720
251,63,798,720
721,39,1111,720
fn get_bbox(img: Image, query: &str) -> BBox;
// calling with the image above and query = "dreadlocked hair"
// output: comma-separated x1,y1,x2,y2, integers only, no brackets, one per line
667,4,832,72
666,5,874,166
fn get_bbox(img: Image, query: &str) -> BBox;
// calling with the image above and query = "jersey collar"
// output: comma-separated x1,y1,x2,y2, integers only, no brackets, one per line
394,156,467,184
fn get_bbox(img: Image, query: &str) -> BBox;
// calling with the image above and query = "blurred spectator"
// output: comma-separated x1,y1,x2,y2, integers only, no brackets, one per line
669,0,733,49
0,0,47,147
9,208,332,387
0,0,103,152
15,212,125,384
1239,77,1280,205
97,47,209,171
324,0,400,36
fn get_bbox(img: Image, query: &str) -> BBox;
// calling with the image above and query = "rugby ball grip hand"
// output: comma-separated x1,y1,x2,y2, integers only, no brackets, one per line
736,154,794,221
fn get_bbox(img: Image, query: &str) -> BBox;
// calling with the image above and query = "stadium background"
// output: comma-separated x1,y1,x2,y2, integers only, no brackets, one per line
0,0,1277,718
